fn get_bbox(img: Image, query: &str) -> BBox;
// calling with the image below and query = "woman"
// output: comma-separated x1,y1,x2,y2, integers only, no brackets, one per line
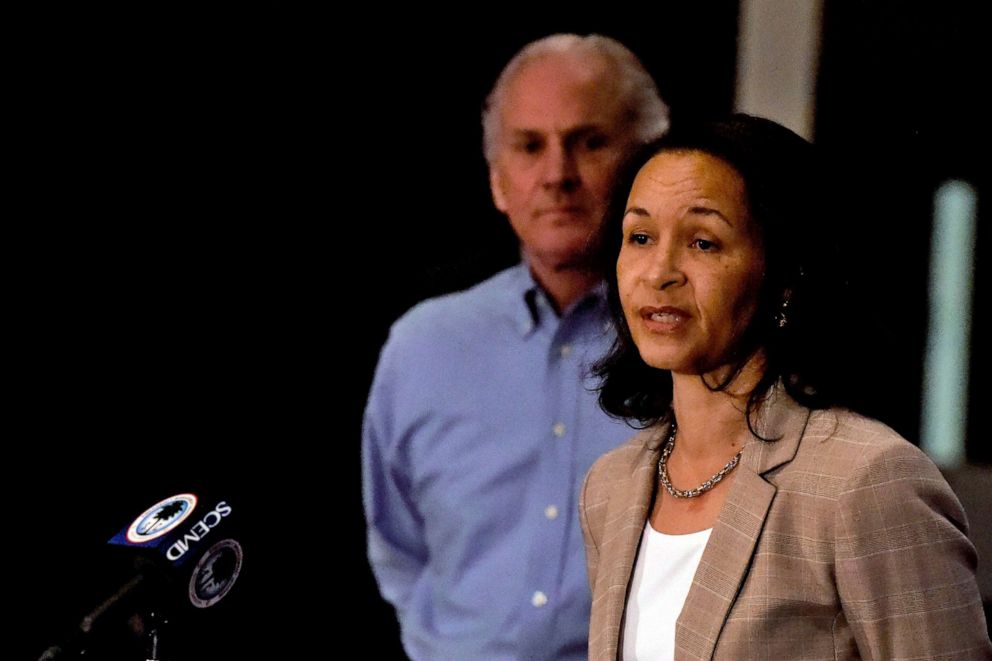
580,115,990,660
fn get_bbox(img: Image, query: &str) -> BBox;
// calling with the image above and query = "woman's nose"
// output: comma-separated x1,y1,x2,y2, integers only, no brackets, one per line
644,243,686,290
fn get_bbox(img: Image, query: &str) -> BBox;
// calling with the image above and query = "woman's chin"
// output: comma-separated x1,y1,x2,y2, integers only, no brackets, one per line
637,349,693,374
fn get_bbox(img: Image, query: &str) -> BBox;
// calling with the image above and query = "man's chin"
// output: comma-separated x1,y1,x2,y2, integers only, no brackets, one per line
534,247,599,273
541,210,590,225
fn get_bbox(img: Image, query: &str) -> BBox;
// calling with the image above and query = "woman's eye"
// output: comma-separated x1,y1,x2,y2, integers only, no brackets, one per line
628,232,650,246
692,238,717,251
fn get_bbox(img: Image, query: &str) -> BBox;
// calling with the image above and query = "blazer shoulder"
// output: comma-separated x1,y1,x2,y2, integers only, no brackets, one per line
581,425,660,565
795,408,934,476
783,408,953,509
584,426,661,503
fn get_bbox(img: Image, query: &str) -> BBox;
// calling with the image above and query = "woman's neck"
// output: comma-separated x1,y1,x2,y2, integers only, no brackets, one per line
669,355,765,461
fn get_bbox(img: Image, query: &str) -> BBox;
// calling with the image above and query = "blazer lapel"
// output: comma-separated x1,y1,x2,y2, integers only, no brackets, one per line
598,424,667,661
674,464,775,660
675,390,812,660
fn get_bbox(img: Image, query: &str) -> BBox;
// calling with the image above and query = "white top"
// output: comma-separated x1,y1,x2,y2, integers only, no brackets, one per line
622,523,712,661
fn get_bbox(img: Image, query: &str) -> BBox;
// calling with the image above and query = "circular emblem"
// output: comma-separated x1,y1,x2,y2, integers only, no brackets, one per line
188,538,244,608
126,493,198,543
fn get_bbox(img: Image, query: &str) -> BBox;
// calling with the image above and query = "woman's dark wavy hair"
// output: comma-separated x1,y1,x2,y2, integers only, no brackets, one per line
595,113,855,431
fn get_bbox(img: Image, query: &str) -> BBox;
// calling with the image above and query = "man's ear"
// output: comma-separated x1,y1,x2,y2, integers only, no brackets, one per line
489,166,508,213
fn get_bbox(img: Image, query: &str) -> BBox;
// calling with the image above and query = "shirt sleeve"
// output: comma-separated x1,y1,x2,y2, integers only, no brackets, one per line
834,441,992,659
362,335,429,617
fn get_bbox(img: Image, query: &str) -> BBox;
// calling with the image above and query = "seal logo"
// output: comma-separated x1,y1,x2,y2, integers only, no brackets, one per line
188,538,244,608
125,493,198,543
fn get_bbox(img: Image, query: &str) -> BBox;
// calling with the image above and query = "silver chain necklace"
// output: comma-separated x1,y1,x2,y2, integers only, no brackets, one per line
658,421,744,499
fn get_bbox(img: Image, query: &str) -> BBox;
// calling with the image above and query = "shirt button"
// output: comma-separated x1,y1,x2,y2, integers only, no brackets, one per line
559,344,572,358
531,591,548,608
552,422,566,438
544,505,559,520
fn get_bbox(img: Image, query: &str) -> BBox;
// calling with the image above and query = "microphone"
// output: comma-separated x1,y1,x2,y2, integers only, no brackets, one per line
39,492,244,660
106,492,243,611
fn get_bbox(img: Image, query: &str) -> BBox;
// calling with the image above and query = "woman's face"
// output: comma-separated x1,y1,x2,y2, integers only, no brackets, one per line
617,150,766,376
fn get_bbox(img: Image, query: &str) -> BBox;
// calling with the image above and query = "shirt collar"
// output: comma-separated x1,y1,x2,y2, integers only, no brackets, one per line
507,262,608,337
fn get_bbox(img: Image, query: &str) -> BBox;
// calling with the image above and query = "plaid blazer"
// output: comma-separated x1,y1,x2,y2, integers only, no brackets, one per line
580,391,992,660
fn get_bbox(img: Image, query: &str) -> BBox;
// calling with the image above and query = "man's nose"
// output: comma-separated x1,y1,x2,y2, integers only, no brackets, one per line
542,142,580,191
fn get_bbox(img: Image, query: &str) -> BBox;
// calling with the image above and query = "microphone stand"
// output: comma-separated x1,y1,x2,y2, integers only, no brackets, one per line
37,572,173,661
144,607,170,661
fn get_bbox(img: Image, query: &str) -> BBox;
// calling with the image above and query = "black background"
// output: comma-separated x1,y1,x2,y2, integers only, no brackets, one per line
12,3,987,659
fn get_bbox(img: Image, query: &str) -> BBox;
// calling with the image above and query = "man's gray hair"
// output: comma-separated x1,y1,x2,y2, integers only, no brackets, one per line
482,34,670,164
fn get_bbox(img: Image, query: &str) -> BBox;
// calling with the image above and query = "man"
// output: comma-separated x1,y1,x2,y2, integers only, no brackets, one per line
363,34,669,660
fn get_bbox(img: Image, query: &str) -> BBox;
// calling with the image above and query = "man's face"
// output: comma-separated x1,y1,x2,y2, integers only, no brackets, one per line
489,53,631,272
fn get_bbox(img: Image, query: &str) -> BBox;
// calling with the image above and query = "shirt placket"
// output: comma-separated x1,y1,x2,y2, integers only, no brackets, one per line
520,309,580,656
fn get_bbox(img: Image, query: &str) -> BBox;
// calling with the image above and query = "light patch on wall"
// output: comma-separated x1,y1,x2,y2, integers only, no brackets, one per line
921,180,976,467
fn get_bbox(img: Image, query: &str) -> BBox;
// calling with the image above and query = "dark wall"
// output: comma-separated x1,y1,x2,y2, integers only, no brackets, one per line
13,8,321,660
816,0,988,459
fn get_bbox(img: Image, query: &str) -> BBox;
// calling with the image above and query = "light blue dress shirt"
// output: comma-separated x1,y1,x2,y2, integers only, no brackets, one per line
363,263,632,660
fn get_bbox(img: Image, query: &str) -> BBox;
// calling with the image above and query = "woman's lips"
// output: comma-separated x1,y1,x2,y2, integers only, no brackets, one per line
639,306,690,332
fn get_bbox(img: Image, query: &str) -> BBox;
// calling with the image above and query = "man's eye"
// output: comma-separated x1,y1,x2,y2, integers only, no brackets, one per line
516,142,542,154
691,238,717,251
584,135,608,151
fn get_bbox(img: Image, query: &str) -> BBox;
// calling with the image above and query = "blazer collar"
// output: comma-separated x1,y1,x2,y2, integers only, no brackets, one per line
603,385,812,660
741,383,810,475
